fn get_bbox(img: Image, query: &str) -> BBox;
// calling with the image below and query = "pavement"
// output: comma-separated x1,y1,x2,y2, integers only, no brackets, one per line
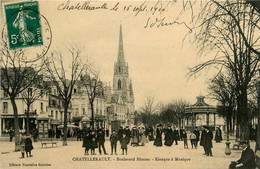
0,137,253,169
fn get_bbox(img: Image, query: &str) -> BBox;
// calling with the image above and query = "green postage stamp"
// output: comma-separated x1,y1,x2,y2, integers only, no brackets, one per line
4,1,43,50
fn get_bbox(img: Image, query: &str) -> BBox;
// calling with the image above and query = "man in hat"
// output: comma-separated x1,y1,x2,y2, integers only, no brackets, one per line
229,140,256,169
193,127,200,148
97,128,108,155
204,126,213,156
124,126,131,144
117,126,124,142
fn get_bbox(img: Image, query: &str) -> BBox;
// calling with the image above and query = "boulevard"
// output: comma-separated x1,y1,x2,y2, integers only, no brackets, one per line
0,137,249,169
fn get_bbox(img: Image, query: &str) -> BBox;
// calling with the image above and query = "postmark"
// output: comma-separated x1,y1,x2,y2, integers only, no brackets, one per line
2,1,52,62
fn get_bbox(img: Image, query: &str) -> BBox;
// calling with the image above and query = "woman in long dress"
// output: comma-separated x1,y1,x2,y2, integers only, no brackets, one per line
153,125,163,147
131,126,139,146
139,126,148,146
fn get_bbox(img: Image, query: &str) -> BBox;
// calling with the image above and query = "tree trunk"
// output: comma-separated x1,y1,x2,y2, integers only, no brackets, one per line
255,82,260,152
63,103,68,146
238,88,249,140
26,104,30,135
178,119,181,130
10,97,20,151
91,104,94,130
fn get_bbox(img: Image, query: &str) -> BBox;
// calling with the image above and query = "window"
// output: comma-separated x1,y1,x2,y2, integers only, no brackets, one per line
3,102,8,113
61,112,63,121
53,89,56,95
118,66,121,73
82,108,85,115
74,88,77,94
51,110,53,117
41,103,43,112
4,91,8,97
118,79,121,90
55,111,58,119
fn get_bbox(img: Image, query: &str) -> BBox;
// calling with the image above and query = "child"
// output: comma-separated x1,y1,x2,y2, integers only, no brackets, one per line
90,131,97,155
110,130,118,155
189,131,196,149
120,133,128,155
25,135,34,157
182,130,188,149
19,133,26,158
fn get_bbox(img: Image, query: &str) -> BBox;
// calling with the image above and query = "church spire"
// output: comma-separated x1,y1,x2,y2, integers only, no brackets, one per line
117,24,125,63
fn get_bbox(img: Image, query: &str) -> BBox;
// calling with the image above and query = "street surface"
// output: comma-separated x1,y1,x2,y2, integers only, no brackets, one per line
0,137,249,169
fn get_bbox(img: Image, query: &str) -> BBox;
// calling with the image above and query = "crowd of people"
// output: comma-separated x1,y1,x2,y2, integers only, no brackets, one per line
7,123,258,169
79,124,224,157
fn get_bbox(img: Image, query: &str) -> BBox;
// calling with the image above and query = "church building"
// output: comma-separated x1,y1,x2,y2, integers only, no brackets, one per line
105,25,135,129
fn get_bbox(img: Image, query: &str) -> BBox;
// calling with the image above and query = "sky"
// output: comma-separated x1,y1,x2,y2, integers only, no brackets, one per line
1,0,219,109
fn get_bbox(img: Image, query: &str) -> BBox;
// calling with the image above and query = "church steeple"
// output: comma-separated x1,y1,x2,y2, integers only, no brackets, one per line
117,24,125,63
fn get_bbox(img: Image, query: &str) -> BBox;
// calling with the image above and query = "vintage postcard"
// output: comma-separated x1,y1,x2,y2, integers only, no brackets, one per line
1,0,259,169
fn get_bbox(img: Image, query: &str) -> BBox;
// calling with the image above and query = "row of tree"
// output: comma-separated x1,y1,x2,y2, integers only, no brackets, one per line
1,39,103,151
136,96,189,129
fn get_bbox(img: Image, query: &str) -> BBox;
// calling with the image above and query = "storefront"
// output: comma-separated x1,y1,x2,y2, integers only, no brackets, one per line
0,114,37,136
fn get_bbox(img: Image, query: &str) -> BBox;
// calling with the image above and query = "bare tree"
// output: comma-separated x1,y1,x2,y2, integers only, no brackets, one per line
186,1,260,140
0,37,45,151
45,46,86,146
166,99,190,129
80,72,104,130
139,95,160,127
21,80,49,135
208,72,236,139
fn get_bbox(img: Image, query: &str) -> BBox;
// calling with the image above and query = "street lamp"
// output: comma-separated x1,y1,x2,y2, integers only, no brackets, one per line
225,105,231,155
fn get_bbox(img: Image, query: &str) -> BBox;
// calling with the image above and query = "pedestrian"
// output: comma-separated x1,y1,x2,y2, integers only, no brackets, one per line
124,126,131,144
193,127,200,148
106,128,109,138
147,126,154,141
120,133,128,155
9,127,14,142
179,128,184,141
215,126,222,143
190,131,196,149
153,124,163,147
200,125,207,155
90,130,97,155
19,133,26,158
82,130,91,155
25,135,33,157
182,130,188,149
97,128,108,155
117,126,124,142
77,128,82,141
131,126,139,146
173,127,179,145
139,126,147,146
229,140,256,169
204,126,213,156
110,130,118,155
164,125,174,146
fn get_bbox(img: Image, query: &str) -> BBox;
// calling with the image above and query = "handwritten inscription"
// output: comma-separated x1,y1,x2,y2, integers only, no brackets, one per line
57,1,183,29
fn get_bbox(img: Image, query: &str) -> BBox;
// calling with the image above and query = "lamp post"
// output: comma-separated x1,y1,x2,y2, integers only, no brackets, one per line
225,105,231,155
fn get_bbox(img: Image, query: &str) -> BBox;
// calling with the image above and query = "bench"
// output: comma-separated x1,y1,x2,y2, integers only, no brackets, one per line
40,138,57,148
232,141,242,150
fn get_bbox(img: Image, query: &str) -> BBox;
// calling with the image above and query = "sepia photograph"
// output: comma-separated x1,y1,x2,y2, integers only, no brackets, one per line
0,0,260,169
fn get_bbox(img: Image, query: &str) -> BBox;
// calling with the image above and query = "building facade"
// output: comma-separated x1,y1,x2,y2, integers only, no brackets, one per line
106,24,135,129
